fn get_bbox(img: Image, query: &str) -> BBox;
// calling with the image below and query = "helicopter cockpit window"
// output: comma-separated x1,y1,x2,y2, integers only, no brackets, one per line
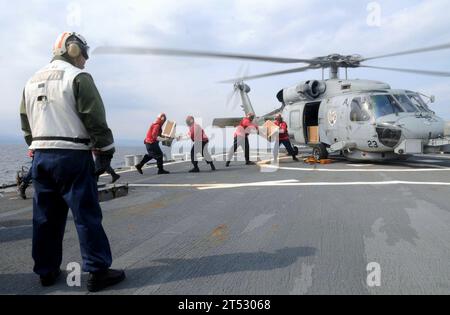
393,94,418,113
350,97,372,122
370,95,404,118
407,94,432,112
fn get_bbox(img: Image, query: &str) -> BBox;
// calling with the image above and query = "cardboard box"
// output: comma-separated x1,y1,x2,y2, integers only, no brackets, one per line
261,120,279,140
308,126,319,144
162,121,176,138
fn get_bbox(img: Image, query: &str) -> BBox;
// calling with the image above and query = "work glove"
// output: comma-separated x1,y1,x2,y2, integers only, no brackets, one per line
157,136,169,142
94,152,113,178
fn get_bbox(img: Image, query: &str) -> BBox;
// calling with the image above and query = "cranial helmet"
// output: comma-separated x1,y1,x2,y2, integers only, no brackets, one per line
53,32,90,60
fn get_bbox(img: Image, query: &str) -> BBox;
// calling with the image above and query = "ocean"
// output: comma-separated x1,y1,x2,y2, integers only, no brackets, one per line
0,139,242,185
0,143,173,186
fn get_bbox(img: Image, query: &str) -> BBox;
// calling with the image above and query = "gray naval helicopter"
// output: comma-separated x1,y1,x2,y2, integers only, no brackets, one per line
94,43,450,161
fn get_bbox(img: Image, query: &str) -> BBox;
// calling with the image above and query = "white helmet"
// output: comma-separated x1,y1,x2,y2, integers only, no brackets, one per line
53,32,90,59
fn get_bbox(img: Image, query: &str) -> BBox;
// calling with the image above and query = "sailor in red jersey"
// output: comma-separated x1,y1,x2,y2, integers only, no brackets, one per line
226,112,259,167
135,113,170,175
185,116,216,173
274,113,299,162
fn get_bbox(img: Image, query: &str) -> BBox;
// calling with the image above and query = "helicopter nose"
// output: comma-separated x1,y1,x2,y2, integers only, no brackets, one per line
404,116,444,139
375,124,402,148
377,115,445,140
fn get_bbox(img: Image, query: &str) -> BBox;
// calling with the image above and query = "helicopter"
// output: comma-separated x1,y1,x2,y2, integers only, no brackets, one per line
94,42,450,161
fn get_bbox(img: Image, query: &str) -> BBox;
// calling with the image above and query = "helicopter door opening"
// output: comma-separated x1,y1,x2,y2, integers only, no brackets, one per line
303,102,321,144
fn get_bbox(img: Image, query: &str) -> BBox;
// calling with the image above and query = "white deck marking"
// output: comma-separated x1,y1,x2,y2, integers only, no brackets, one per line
347,164,374,167
100,160,188,177
129,179,298,190
199,181,450,190
260,164,450,172
128,180,450,190
100,153,230,177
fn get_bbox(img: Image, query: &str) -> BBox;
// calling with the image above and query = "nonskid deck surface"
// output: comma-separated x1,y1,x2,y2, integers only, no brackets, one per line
1,152,450,295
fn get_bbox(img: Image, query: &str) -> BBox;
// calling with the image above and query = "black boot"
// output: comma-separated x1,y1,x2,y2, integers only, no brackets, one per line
40,269,62,287
293,156,299,162
87,269,126,293
111,173,121,183
189,167,200,173
210,163,216,171
246,161,256,166
226,161,231,167
135,164,143,175
189,162,200,173
158,169,170,175
18,183,28,200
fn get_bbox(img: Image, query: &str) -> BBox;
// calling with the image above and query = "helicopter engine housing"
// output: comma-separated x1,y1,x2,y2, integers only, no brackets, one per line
277,80,326,104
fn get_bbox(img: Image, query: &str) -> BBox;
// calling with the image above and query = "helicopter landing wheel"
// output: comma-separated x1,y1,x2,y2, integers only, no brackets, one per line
312,143,328,160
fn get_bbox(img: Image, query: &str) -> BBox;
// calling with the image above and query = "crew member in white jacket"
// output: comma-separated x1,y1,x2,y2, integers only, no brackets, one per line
20,32,125,292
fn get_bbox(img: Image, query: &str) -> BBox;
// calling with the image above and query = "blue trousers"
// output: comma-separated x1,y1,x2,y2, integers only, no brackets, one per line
32,150,112,275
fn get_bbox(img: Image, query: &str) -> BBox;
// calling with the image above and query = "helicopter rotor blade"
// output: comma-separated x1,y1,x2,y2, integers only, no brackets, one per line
219,65,317,83
226,65,245,110
93,46,315,64
363,42,450,61
360,65,450,77
225,89,237,108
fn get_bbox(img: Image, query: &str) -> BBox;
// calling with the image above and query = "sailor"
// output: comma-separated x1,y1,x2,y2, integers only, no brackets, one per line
135,113,170,175
185,116,216,173
226,112,258,167
273,114,299,162
18,150,34,200
20,32,125,292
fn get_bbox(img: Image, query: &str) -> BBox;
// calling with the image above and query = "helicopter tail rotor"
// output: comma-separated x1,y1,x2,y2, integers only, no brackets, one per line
224,65,252,112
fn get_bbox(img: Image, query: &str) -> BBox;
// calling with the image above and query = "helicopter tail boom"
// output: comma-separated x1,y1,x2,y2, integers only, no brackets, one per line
235,82,256,116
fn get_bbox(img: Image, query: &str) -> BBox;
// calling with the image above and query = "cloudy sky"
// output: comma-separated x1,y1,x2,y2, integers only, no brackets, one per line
1,0,449,144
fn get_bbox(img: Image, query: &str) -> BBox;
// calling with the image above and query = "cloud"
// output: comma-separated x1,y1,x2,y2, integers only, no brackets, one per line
1,0,450,143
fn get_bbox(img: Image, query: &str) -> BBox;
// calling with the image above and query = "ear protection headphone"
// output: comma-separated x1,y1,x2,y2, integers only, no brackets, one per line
53,32,89,59
67,41,82,58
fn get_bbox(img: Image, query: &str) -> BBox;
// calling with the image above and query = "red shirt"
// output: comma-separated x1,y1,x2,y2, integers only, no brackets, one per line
234,117,258,138
189,123,208,142
274,120,289,141
145,119,164,144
